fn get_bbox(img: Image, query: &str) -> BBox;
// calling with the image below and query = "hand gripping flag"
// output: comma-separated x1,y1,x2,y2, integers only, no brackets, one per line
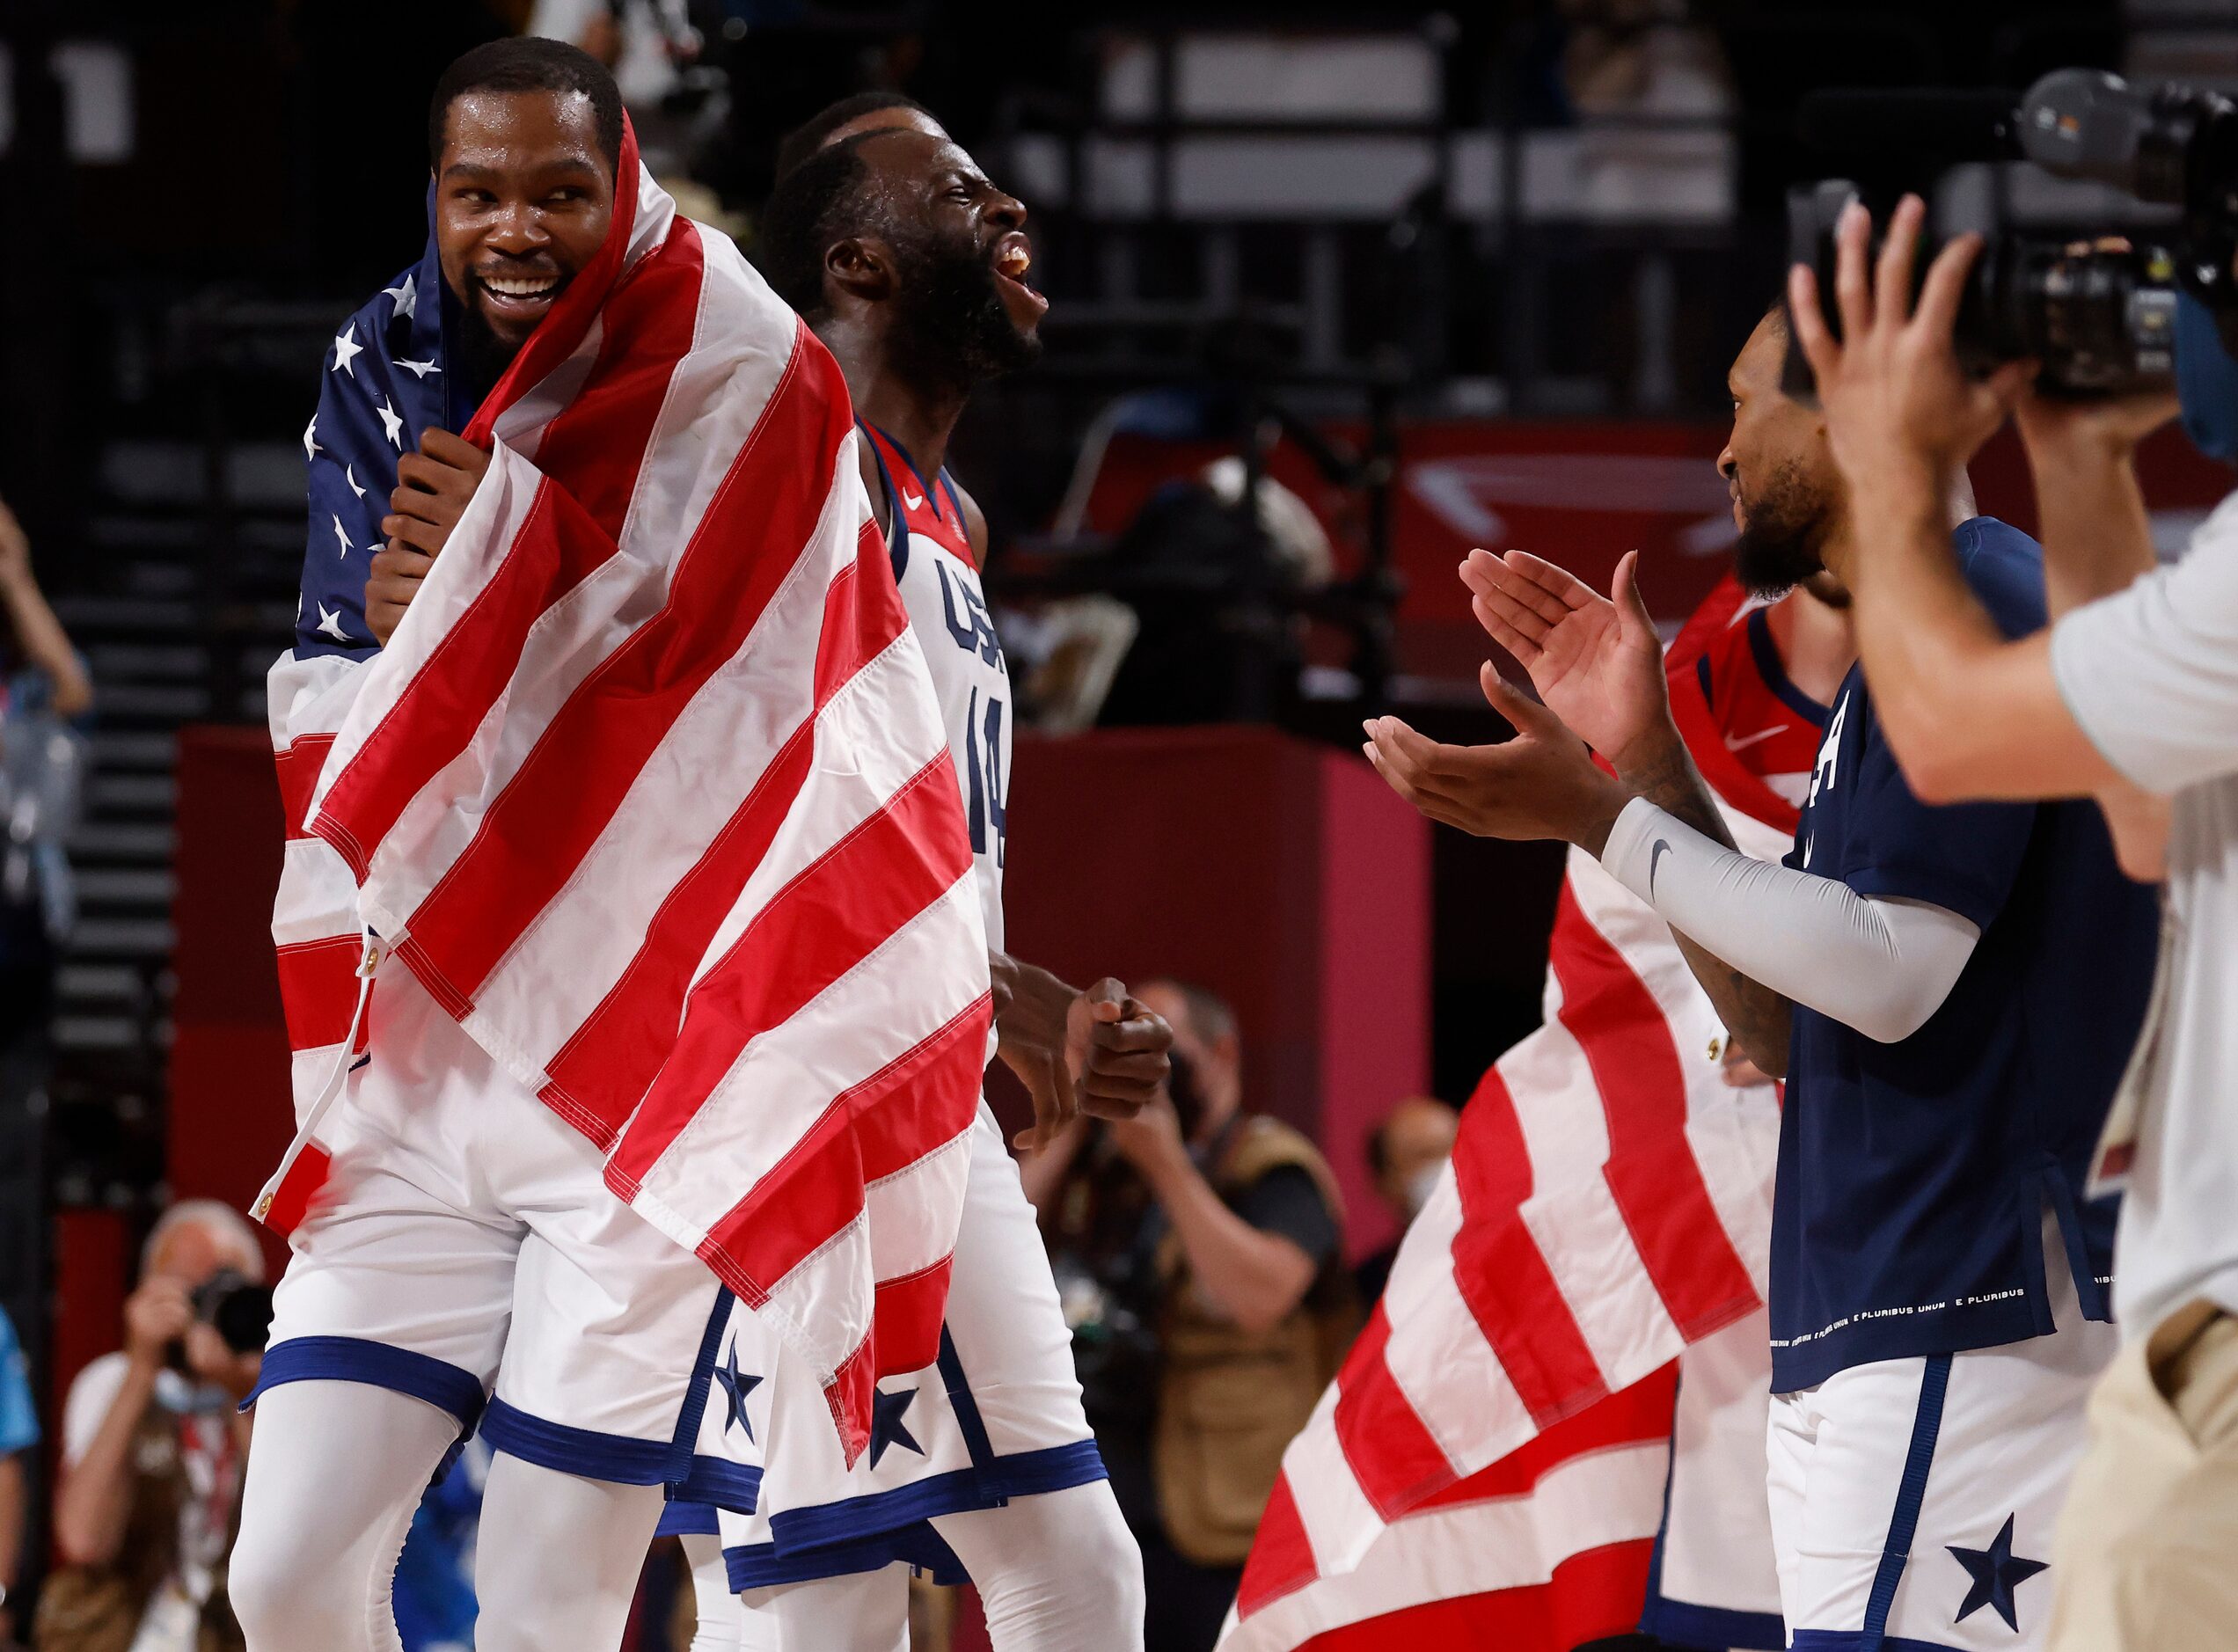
260,120,992,1464
1223,579,1815,1650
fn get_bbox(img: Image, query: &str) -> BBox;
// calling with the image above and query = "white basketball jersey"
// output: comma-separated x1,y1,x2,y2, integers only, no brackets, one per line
860,421,1012,957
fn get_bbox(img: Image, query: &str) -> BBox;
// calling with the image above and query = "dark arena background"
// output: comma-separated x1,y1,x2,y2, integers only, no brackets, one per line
0,3,2227,1650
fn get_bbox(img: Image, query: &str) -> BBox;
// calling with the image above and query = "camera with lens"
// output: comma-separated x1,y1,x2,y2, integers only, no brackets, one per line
186,1268,274,1358
1789,68,2238,398
1042,1049,1215,1429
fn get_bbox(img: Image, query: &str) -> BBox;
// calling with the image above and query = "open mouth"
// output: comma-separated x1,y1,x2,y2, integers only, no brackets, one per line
475,269,567,326
989,233,1049,323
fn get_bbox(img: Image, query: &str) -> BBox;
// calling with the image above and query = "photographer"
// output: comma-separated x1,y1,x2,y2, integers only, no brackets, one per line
44,1202,267,1652
1030,980,1350,1652
1,1305,34,1647
1790,192,2238,1652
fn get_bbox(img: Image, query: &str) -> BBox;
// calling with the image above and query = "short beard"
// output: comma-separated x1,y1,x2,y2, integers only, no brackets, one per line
1731,460,1830,597
886,230,1042,399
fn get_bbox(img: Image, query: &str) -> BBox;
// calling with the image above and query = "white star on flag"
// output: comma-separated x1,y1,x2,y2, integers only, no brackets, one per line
344,464,366,501
331,323,362,378
374,396,404,449
315,603,349,643
383,272,418,322
394,358,442,380
332,515,353,558
303,415,319,462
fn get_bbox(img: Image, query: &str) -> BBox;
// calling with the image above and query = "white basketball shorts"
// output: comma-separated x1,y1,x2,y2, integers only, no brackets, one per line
1765,1242,2116,1651
659,1105,1105,1587
249,962,733,1495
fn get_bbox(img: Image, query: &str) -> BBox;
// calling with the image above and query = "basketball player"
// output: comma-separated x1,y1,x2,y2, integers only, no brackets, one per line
1363,303,2159,1651
229,41,812,1652
659,111,1162,1651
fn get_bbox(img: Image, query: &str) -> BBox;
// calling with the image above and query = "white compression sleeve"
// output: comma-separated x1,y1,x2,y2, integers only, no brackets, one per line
1599,797,1981,1044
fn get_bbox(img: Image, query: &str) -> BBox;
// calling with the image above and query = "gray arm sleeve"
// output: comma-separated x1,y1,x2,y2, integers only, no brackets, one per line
1599,798,1980,1043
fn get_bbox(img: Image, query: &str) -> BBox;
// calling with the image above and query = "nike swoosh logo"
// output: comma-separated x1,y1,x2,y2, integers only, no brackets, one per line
1726,724,1790,752
1649,837,1671,897
903,491,925,510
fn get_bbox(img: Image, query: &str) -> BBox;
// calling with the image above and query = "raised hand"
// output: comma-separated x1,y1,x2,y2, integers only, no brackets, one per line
1363,666,1631,853
1786,194,2032,495
1462,546,1671,769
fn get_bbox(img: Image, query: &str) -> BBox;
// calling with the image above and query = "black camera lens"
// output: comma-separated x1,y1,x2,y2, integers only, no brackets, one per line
191,1268,275,1356
1973,238,2181,394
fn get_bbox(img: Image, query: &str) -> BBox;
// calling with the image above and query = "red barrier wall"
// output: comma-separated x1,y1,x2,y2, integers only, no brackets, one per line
167,726,292,1280
1003,727,1430,1261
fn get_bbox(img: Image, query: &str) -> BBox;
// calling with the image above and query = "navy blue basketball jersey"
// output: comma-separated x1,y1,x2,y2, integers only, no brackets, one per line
1768,517,2158,1391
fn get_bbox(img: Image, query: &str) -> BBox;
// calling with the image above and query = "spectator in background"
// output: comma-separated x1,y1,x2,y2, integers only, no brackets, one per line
0,1304,36,1647
1029,980,1353,1652
41,1202,267,1652
0,494,91,1070
525,0,724,187
1353,1095,1459,1305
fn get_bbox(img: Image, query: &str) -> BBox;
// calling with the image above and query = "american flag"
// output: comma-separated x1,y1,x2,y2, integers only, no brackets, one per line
261,122,991,1464
1223,580,1804,1650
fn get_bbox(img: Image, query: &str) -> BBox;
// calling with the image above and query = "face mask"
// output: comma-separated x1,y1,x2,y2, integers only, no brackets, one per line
2176,292,2238,465
1403,1159,1446,1219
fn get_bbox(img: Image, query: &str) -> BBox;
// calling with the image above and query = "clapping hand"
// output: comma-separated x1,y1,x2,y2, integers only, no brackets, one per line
1461,547,1671,770
1364,665,1629,853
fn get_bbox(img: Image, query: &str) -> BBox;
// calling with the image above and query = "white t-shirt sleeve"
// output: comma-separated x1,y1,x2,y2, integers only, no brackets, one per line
2052,492,2238,793
61,1351,130,1469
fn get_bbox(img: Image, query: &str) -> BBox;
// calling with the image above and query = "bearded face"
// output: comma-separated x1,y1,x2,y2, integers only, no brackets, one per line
884,218,1044,393
1732,455,1834,597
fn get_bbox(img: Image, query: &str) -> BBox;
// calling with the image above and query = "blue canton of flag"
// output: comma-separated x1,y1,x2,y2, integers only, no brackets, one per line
295,233,476,662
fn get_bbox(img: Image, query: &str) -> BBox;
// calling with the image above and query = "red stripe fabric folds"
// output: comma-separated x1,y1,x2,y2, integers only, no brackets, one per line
264,148,988,1462
1224,575,1801,1649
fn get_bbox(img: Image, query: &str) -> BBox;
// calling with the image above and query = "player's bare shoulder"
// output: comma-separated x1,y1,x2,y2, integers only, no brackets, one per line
951,479,991,567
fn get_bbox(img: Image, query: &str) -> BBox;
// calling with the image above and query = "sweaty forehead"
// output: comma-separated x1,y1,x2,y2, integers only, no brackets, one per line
442,88,606,174
857,127,981,192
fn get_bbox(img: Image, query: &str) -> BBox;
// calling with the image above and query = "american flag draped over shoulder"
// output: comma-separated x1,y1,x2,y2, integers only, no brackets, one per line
1223,579,1806,1650
262,121,992,1464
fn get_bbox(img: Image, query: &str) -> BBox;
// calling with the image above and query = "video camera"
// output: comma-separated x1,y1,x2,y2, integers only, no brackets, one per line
1788,69,2238,398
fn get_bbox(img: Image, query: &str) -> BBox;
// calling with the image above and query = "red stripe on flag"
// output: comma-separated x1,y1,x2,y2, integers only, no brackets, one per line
822,1334,876,1468
662,986,991,1296
393,321,852,1004
258,1141,333,1236
869,1253,954,1379
1448,1070,1608,1429
274,735,334,839
1334,1303,1461,1517
1235,1472,1320,1619
310,225,710,876
312,479,623,879
519,219,707,546
605,751,976,1194
1284,1540,1656,1652
1413,1363,1677,1510
539,519,911,1141
1549,890,1761,1341
274,934,364,1053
